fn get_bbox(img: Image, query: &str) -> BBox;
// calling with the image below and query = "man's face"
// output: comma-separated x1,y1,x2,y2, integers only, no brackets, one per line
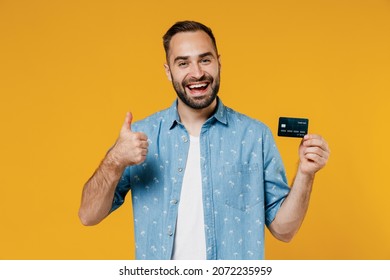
164,31,221,110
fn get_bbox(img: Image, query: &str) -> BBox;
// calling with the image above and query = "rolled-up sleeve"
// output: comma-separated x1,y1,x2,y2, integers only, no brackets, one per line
110,166,131,213
263,128,290,226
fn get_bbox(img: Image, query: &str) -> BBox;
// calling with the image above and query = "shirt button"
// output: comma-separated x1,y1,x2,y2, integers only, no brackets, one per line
168,230,173,236
178,168,183,172
170,199,178,205
183,136,188,143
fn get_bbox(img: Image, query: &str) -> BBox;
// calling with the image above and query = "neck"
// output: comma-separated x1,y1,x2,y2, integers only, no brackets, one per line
177,99,217,137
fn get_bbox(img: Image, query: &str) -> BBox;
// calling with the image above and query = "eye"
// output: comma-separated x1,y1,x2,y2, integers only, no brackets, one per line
200,58,211,64
178,61,188,68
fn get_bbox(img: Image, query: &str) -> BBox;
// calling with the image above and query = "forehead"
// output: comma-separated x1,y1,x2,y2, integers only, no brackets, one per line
168,31,217,62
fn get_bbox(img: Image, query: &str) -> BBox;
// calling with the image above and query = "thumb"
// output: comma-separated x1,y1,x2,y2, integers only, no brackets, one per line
122,112,133,131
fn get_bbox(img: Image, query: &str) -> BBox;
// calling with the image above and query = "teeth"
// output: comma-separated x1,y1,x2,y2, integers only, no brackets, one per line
189,83,207,89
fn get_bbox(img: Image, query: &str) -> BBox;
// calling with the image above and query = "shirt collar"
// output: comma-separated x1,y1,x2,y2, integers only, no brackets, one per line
168,97,228,130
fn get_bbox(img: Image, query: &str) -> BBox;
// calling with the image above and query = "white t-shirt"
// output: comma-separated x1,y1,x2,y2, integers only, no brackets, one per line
171,135,206,260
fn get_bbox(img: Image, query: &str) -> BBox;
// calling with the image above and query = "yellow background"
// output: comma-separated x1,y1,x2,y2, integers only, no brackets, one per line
1,0,389,259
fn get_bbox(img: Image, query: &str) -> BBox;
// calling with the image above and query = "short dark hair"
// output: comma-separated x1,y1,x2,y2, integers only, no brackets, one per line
163,20,218,60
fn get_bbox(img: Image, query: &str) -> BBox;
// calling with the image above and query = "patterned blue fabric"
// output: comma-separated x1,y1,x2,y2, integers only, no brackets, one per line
111,98,290,260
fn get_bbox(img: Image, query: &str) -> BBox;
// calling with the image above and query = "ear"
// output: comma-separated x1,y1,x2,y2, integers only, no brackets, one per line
164,63,172,81
218,54,221,69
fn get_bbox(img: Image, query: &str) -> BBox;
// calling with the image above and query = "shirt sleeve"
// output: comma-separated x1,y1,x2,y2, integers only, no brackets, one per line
262,127,291,226
110,166,131,213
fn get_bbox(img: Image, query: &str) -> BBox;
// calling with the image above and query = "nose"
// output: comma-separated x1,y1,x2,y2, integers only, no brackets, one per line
189,63,204,79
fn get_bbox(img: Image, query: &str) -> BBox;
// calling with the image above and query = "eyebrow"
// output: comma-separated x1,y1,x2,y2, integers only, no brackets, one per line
173,52,215,64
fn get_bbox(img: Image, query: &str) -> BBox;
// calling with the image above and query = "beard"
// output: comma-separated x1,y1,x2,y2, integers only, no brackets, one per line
171,71,220,110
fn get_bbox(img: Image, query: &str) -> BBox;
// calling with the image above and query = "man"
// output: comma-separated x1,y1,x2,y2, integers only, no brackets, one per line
78,21,330,260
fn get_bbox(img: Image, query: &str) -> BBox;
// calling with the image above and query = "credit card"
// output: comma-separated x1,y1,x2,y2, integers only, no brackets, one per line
278,117,309,138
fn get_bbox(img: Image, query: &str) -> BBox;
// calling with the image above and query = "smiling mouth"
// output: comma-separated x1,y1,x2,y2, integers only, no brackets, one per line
186,82,210,94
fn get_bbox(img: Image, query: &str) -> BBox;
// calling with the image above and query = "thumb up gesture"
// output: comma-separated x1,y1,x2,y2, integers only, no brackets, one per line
110,112,149,167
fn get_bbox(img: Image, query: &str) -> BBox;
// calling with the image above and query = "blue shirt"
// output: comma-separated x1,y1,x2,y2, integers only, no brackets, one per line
111,98,290,260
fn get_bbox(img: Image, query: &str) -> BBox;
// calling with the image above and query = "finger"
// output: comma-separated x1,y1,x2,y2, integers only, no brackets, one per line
303,136,329,151
303,152,325,164
304,134,323,141
135,132,148,141
303,147,329,158
137,140,149,149
303,138,323,148
122,112,133,131
134,154,146,165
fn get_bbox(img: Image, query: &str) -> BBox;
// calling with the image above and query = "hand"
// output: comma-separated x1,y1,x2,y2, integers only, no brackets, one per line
298,134,330,176
110,112,149,167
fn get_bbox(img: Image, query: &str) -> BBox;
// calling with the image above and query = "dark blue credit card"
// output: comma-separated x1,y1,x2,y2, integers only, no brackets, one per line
278,117,309,138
